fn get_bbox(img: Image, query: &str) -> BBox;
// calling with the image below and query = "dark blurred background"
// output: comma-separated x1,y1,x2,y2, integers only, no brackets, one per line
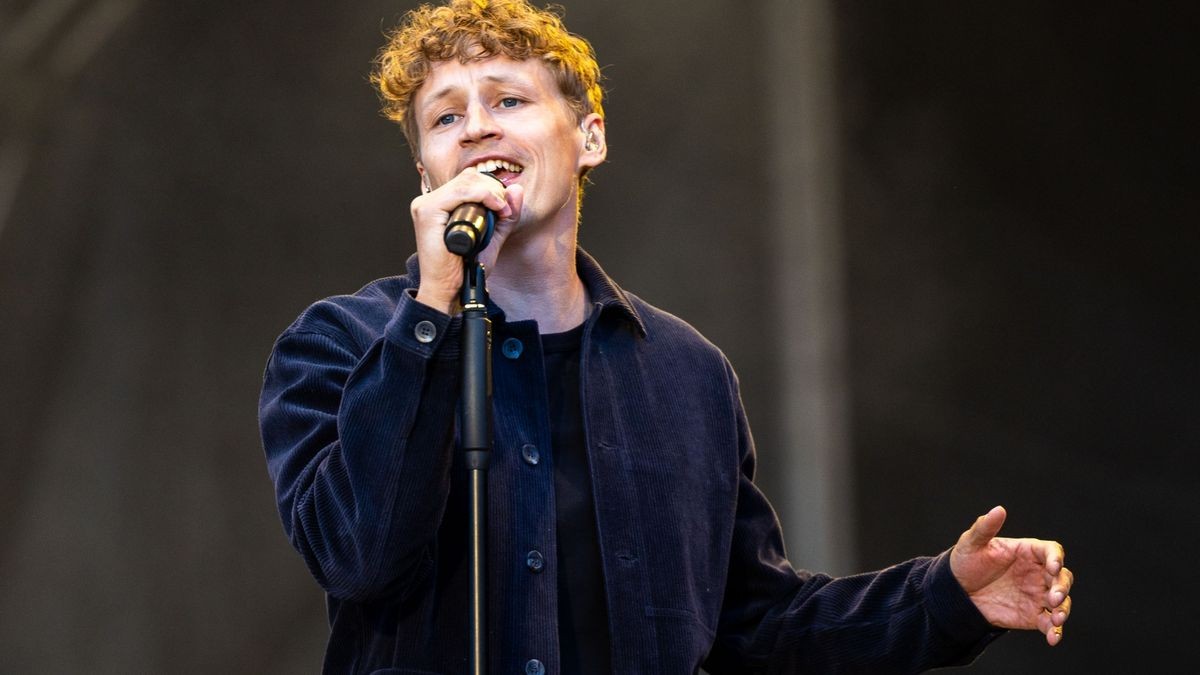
1,1,1195,672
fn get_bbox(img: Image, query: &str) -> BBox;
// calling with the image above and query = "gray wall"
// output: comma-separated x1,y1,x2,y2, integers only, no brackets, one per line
1,1,1194,672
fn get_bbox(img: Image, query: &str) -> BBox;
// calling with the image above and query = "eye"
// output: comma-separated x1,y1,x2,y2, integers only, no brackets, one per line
435,113,458,127
499,97,521,109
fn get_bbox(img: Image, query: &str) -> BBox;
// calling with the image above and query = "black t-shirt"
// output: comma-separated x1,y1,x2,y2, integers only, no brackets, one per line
541,324,613,674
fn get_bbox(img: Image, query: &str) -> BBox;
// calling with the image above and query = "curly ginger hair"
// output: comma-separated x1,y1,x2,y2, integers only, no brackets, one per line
372,0,605,155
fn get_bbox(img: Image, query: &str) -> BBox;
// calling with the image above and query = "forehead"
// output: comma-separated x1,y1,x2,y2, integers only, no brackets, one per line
415,56,561,109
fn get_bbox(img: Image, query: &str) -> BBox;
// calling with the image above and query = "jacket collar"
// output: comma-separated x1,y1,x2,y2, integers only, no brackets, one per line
405,248,647,337
575,248,647,337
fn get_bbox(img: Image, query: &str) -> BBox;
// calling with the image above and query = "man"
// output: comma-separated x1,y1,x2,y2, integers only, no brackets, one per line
259,0,1074,672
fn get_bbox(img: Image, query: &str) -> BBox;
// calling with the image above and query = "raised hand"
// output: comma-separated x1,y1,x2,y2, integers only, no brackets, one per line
950,506,1074,645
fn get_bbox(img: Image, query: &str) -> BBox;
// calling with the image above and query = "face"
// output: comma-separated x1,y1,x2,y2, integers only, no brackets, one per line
412,56,605,233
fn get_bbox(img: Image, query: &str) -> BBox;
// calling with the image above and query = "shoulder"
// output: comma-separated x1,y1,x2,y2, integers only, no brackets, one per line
280,274,415,354
614,290,739,392
629,292,726,355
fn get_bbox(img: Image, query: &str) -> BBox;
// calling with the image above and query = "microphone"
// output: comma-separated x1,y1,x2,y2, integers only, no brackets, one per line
443,172,500,256
444,203,494,256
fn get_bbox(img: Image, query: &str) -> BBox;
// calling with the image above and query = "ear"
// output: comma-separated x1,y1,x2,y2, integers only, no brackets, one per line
416,162,430,193
577,113,607,172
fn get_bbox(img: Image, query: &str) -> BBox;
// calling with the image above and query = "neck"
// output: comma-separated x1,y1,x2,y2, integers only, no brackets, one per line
486,227,588,334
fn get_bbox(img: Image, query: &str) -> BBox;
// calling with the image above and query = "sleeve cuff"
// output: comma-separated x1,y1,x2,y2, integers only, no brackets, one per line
923,549,1003,645
384,289,461,359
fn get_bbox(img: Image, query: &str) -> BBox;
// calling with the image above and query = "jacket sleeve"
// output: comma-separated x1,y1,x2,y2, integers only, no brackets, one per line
258,290,461,603
705,365,1002,674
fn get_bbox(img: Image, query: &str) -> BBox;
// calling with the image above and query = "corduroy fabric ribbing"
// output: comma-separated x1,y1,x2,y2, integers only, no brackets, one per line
259,249,1001,674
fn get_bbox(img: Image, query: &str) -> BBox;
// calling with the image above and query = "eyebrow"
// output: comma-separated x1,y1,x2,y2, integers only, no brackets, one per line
420,74,530,113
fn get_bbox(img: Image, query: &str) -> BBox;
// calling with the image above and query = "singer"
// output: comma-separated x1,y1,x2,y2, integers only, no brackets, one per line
258,1,1073,673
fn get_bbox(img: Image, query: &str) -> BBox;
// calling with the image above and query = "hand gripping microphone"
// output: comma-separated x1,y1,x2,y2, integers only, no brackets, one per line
443,172,501,256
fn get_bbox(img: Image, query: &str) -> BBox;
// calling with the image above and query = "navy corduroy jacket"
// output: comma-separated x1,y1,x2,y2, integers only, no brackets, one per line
259,250,997,674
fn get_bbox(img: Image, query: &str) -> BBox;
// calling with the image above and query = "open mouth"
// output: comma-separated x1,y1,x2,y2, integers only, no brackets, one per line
472,158,523,185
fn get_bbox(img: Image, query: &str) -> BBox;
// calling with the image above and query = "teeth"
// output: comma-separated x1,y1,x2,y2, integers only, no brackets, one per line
473,159,523,174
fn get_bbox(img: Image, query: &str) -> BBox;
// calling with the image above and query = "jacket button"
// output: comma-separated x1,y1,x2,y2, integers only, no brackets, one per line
525,659,545,675
413,320,437,344
501,337,523,359
525,550,544,573
521,444,540,465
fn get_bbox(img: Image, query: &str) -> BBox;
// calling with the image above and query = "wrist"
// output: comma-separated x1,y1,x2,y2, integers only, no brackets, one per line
415,286,458,315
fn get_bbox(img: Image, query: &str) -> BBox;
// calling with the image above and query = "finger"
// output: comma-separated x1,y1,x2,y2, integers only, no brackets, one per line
1047,565,1074,608
1034,539,1065,577
423,168,509,217
461,168,510,213
1037,607,1054,633
477,184,524,270
496,183,524,224
1047,623,1064,646
477,170,514,217
1035,606,1067,646
1051,595,1072,626
1042,582,1072,648
960,505,1007,552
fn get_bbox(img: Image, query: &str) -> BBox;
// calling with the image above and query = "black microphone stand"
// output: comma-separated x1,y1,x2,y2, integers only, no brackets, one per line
458,252,492,675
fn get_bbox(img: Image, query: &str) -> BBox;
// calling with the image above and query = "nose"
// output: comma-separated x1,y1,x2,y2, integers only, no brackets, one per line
460,101,501,145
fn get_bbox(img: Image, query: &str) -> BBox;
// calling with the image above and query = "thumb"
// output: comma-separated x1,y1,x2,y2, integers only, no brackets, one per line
478,184,524,270
496,183,524,226
960,505,1007,553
